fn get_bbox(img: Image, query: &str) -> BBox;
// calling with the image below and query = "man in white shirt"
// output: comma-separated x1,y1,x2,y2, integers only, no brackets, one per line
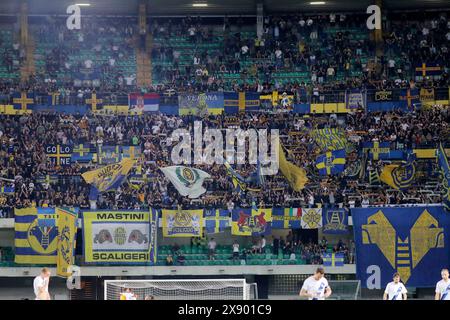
34,268,51,300
208,238,217,260
232,241,240,260
435,268,450,300
300,267,332,300
383,273,407,300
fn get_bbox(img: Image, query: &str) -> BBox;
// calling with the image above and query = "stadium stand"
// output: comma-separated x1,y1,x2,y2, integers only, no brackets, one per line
0,4,448,288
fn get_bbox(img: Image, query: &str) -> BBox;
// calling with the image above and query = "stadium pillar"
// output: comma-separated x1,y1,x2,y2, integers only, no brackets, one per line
374,0,383,56
256,3,264,40
136,1,152,88
19,1,28,47
19,1,35,81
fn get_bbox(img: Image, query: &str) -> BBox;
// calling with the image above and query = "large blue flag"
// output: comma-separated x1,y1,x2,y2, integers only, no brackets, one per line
352,206,450,288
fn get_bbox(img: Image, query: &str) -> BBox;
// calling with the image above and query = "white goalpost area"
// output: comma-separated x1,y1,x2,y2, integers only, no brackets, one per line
104,279,258,300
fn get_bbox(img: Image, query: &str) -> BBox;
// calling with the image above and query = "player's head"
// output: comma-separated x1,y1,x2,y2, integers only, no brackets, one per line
41,267,51,278
441,268,449,280
393,272,401,283
145,295,155,300
313,267,325,280
125,288,132,293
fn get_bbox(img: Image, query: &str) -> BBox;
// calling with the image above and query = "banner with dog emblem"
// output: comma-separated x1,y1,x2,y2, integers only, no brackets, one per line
82,210,157,264
352,206,450,287
231,208,272,236
161,208,204,237
301,208,323,229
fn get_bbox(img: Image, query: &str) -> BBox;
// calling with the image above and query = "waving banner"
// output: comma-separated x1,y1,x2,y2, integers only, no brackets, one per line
81,158,134,199
352,206,450,288
162,209,204,237
82,210,157,264
56,207,78,277
160,166,210,199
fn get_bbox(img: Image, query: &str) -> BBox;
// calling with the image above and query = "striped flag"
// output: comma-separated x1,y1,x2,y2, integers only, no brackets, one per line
272,207,302,229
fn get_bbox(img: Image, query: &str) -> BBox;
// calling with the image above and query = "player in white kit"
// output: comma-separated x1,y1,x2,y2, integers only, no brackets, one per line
383,272,407,300
299,267,332,300
33,267,51,300
435,268,450,300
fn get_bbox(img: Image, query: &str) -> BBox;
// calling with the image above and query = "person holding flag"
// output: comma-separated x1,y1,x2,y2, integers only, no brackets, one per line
435,269,450,300
383,273,407,300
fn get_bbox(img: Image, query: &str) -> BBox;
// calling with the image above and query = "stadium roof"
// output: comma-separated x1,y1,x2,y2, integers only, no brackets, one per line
0,0,449,16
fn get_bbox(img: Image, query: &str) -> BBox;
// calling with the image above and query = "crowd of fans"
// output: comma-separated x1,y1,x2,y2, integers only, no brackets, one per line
0,13,448,215
0,105,448,218
150,12,450,94
0,11,448,101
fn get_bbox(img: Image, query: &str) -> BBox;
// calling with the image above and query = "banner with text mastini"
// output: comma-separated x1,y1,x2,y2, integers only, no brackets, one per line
82,210,157,264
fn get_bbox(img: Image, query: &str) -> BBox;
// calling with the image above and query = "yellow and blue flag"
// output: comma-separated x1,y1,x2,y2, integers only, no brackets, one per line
121,146,141,160
224,92,260,114
45,145,73,167
272,207,302,229
0,186,14,194
436,143,450,210
204,209,230,234
278,139,308,191
14,207,58,264
231,208,272,236
82,158,134,199
315,149,346,175
323,253,345,267
36,174,59,185
12,91,34,110
380,154,416,190
56,207,78,277
71,144,94,163
97,145,121,165
224,160,248,193
322,208,349,234
162,209,204,237
311,128,349,152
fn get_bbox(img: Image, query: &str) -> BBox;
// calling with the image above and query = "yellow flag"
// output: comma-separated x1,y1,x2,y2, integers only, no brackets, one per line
82,158,134,192
278,138,308,191
56,208,78,278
